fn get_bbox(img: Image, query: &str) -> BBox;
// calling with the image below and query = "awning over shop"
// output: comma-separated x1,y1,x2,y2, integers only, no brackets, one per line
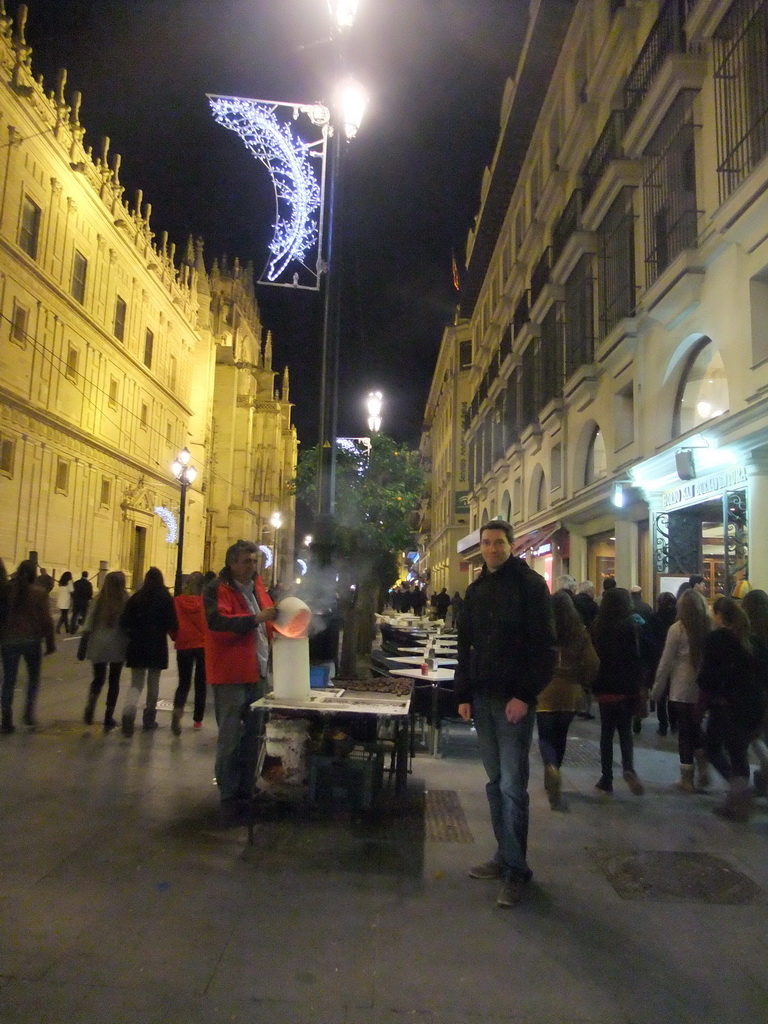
512,523,560,559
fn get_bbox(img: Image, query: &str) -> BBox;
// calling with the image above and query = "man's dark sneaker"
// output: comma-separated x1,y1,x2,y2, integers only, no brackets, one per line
595,777,613,795
497,878,528,907
104,717,117,732
469,860,503,880
121,714,135,737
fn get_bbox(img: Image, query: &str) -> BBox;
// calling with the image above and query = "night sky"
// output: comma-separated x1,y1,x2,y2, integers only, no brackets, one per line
24,0,526,448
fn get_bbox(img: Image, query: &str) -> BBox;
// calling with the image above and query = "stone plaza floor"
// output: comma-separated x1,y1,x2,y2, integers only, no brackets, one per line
0,636,766,1023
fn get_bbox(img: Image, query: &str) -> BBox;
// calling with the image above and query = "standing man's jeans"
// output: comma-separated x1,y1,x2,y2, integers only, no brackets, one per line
473,694,536,882
214,680,266,802
1,639,43,714
122,668,162,716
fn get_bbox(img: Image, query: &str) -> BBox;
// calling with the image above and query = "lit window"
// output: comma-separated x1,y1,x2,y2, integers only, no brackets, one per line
71,250,88,304
55,457,69,494
114,296,127,341
0,435,15,477
674,339,729,436
19,196,41,259
144,328,154,368
10,300,28,347
66,345,79,381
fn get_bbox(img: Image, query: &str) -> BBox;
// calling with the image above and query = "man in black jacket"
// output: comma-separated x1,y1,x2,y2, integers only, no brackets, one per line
455,520,556,907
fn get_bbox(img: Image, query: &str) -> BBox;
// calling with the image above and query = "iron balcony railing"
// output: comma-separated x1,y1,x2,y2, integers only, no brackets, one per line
552,189,583,267
530,247,553,308
624,0,691,127
582,110,625,208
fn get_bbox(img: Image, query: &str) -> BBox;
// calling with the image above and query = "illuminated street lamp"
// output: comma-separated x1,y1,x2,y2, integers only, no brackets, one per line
366,390,383,433
171,447,197,596
317,1,368,517
270,510,284,588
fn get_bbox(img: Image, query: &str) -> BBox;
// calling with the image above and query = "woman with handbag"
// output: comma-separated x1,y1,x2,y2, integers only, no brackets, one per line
651,588,712,792
119,567,177,736
590,587,645,796
80,571,129,731
536,590,599,808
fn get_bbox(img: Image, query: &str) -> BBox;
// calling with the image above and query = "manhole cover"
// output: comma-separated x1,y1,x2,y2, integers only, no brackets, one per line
589,849,761,903
425,789,474,843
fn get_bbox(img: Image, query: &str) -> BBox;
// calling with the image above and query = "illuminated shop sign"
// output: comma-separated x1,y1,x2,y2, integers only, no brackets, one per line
661,466,747,510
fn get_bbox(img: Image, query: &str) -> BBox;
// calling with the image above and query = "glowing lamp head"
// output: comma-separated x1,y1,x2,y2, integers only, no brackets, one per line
336,77,368,139
270,511,284,530
273,596,312,638
329,0,358,30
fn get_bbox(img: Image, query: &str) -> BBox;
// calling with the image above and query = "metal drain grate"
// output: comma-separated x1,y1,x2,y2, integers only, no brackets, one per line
589,849,762,903
425,789,474,843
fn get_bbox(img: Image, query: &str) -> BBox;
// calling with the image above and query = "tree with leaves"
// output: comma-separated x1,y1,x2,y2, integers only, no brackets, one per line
294,434,425,677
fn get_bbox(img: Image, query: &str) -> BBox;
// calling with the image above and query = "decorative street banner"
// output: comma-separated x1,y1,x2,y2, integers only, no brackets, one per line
208,95,329,290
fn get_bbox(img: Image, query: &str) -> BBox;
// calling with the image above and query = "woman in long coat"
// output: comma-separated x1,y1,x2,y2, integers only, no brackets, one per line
81,571,129,731
119,567,177,736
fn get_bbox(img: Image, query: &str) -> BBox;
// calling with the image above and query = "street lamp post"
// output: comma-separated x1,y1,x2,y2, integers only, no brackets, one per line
171,447,197,596
316,2,368,517
270,510,284,589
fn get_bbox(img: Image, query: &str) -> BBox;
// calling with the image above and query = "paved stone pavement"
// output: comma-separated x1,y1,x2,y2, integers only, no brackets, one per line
0,637,766,1023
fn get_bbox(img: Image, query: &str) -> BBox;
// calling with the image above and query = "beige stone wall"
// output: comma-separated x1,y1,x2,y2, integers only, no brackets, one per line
0,13,296,586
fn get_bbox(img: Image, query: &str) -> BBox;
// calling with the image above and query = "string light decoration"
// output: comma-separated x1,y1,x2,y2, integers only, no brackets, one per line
154,506,178,544
208,95,328,289
259,544,274,570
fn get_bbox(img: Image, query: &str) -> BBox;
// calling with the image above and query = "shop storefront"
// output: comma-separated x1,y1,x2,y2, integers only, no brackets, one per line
651,465,748,599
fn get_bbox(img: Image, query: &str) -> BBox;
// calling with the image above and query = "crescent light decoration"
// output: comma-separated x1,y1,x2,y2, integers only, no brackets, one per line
208,95,329,290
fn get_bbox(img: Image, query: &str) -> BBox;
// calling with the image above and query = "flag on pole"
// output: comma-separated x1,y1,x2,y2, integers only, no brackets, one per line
451,252,460,291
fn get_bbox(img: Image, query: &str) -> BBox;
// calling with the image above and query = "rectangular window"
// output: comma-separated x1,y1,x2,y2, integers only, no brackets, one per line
55,457,69,495
66,344,79,381
113,295,127,341
71,250,88,304
100,477,111,507
144,328,154,368
10,300,28,347
598,186,636,339
0,435,15,477
140,402,149,428
18,195,41,259
459,339,472,370
108,376,119,409
551,443,562,491
166,420,173,443
169,354,177,392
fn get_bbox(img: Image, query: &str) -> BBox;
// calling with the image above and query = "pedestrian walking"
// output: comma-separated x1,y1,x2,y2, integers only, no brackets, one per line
536,590,599,809
455,520,556,907
645,591,679,737
590,587,645,796
697,596,767,821
70,571,93,633
650,588,712,792
203,540,276,822
740,588,768,795
80,571,129,732
0,559,56,732
55,571,74,634
171,571,208,734
119,567,177,736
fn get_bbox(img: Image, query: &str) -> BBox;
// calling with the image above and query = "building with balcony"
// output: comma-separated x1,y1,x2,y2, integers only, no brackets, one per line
0,10,297,586
450,0,768,599
419,317,473,595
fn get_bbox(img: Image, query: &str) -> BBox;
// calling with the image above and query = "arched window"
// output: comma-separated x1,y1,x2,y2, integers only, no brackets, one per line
673,339,729,436
501,490,512,522
585,428,607,485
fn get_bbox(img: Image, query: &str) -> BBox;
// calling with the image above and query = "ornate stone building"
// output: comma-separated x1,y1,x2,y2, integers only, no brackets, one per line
0,7,296,586
425,0,768,598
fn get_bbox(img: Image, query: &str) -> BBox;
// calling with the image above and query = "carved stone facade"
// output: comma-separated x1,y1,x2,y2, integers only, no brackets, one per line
0,8,297,586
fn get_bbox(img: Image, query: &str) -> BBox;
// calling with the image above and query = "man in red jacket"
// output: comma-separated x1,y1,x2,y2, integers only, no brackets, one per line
203,540,276,821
